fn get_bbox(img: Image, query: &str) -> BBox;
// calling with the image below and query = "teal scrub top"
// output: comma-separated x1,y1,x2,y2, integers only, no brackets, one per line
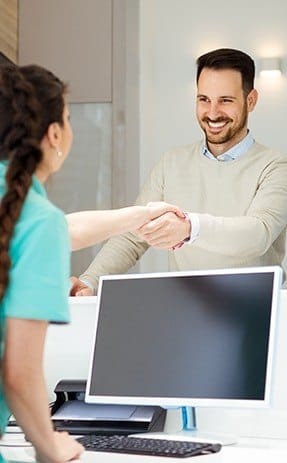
0,162,71,435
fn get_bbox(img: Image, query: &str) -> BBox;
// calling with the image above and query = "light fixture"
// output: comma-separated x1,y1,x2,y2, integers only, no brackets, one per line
259,57,282,77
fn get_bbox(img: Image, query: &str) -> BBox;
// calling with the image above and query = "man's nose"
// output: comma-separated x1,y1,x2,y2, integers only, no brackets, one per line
207,102,222,120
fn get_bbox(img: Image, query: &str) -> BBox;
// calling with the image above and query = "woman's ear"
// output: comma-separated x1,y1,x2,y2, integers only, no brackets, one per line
46,122,62,149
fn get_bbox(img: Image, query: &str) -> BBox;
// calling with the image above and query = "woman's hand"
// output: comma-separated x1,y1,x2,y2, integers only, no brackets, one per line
146,201,185,221
35,431,84,463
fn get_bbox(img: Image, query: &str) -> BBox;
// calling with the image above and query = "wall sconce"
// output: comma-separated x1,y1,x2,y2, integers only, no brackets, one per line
259,57,282,77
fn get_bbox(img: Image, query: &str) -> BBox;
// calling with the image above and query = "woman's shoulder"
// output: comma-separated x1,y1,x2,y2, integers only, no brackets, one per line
24,187,65,224
17,188,67,244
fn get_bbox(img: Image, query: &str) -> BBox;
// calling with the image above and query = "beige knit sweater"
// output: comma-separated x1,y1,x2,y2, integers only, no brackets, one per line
81,141,287,291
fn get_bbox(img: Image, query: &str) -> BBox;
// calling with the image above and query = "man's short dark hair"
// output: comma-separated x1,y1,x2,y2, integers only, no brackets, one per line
196,48,255,95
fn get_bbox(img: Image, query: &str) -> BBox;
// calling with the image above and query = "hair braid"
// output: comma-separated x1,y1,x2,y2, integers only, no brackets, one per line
0,65,43,300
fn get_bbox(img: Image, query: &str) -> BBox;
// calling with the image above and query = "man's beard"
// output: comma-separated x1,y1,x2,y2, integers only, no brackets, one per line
200,104,248,145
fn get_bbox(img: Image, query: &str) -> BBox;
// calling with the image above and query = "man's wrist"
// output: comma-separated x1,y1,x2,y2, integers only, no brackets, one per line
185,213,200,244
183,212,192,242
172,212,191,249
172,212,200,250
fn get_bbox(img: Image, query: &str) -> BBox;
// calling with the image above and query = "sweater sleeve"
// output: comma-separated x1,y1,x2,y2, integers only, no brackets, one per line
193,156,287,258
79,233,149,292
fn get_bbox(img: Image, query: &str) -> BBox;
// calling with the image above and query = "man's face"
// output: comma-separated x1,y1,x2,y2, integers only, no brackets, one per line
196,68,257,156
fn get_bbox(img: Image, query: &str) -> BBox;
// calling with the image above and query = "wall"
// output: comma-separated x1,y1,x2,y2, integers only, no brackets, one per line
18,0,112,103
0,0,17,62
138,0,287,272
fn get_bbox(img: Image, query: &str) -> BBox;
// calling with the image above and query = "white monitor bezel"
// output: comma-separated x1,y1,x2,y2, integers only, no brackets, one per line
85,266,282,409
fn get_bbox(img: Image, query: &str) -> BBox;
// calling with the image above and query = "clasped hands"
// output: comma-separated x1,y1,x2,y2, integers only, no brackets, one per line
136,201,191,250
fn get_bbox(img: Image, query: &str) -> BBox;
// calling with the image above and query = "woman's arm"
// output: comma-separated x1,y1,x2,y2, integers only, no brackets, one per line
67,202,184,251
2,318,83,463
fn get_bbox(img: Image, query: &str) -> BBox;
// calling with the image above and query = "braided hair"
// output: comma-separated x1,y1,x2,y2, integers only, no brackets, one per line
0,64,67,301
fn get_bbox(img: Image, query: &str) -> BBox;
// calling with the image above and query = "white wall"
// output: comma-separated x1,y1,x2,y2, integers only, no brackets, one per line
138,0,287,272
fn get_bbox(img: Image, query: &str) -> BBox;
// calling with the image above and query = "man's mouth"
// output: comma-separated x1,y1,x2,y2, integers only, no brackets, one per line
203,119,231,132
208,121,227,128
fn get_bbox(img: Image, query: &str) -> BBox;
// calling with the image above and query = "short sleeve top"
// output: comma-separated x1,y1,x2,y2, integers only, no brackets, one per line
0,162,71,435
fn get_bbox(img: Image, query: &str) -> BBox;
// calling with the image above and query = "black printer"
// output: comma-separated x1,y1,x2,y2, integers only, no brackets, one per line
51,380,166,435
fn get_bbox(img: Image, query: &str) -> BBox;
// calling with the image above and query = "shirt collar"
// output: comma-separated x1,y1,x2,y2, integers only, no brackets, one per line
203,131,254,162
32,174,47,197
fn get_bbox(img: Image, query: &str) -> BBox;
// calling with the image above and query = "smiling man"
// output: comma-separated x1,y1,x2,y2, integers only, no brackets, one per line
71,48,287,295
196,68,257,155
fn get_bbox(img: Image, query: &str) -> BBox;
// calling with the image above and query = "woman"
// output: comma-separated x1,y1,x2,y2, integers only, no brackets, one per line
0,64,182,463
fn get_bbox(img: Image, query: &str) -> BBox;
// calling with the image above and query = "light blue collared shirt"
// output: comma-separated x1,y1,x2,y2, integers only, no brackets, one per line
203,131,254,162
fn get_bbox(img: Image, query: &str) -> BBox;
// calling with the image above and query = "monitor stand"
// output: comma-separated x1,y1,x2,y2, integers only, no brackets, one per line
175,407,237,445
132,407,237,446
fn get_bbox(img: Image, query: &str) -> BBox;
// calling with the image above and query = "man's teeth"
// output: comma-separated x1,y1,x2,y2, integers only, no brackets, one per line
208,121,226,128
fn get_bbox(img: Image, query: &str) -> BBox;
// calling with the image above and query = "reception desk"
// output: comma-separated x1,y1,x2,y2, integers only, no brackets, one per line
2,291,287,462
43,290,287,440
44,296,98,402
2,435,287,462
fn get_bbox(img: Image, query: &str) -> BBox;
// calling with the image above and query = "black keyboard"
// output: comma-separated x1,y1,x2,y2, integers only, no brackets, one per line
77,434,222,458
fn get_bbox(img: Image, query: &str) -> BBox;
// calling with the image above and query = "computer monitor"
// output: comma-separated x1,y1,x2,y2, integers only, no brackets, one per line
85,266,282,410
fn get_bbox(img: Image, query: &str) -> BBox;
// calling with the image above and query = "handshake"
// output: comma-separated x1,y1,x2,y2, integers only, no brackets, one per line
134,202,191,249
69,201,191,297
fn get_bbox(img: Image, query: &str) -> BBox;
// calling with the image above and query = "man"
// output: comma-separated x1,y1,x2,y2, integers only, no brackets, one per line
70,48,287,296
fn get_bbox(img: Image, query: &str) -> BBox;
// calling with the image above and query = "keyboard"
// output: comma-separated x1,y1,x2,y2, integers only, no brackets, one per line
77,434,222,458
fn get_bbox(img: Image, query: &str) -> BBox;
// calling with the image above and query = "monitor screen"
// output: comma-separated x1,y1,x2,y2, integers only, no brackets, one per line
85,266,282,408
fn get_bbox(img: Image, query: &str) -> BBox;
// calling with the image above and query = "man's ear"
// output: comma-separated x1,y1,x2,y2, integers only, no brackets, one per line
247,88,258,113
46,122,62,149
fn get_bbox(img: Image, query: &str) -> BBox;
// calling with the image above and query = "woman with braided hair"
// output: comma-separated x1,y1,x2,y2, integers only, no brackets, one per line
0,64,182,462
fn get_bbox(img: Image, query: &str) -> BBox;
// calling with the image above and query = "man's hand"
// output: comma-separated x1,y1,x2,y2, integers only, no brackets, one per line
135,211,191,249
70,276,94,296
